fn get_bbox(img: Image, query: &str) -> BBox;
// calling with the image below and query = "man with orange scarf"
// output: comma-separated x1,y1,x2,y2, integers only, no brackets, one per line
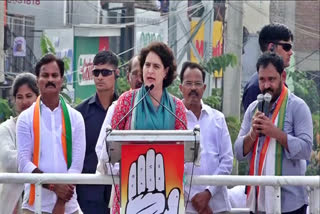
16,54,86,214
235,53,313,214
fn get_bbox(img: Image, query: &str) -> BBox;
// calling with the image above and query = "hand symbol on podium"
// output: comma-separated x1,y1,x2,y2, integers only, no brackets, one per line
125,149,180,214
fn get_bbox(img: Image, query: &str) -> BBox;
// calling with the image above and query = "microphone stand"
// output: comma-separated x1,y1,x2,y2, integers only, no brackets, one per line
148,91,188,130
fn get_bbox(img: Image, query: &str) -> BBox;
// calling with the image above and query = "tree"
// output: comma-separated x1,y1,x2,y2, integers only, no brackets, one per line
200,53,237,111
0,98,14,123
289,70,320,175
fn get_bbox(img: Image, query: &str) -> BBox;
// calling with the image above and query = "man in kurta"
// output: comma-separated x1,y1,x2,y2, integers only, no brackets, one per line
180,61,233,214
17,54,86,214
234,52,312,214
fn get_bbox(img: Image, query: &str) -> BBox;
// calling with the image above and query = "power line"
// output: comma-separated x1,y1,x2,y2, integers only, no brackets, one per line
289,50,319,69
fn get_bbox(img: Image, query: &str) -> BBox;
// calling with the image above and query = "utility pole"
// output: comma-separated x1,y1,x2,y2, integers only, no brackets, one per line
0,0,5,84
203,1,214,98
123,2,134,60
168,1,177,56
222,0,243,118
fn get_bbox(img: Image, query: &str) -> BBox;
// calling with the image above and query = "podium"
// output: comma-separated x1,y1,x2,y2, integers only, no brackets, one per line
107,128,200,164
105,127,200,214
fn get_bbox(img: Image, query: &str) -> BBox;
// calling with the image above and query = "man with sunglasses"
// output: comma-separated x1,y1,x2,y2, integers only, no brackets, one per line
76,50,118,214
242,23,293,111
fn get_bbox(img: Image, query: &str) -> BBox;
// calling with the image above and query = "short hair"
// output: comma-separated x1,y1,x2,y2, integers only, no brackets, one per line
139,42,177,88
93,50,119,68
127,55,139,73
256,52,284,75
180,61,206,83
35,54,64,77
259,23,294,52
12,72,39,97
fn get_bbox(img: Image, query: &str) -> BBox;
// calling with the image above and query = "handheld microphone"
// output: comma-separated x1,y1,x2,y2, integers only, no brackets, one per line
257,94,264,112
263,93,272,116
115,84,154,130
148,87,188,130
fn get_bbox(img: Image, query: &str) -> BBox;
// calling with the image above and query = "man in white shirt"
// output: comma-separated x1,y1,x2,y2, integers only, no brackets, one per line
16,54,86,214
179,61,233,214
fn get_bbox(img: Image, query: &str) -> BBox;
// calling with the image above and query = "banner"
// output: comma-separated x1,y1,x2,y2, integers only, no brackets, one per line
77,54,95,86
121,144,184,214
190,20,224,77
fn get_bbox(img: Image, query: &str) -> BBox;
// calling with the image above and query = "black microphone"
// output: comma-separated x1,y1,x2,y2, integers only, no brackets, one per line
257,94,264,112
263,93,272,116
115,84,154,130
148,87,188,130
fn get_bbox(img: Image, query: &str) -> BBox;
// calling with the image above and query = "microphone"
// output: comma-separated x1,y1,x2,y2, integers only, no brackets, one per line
115,84,154,130
145,84,154,91
257,94,264,112
263,93,272,116
148,89,188,130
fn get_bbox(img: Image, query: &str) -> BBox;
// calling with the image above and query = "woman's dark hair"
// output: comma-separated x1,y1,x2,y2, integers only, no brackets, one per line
139,42,177,88
35,53,64,77
12,72,39,97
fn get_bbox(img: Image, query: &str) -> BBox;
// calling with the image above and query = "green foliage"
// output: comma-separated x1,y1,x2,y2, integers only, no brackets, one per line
203,88,222,111
306,112,320,175
0,99,14,123
200,53,237,112
200,53,237,74
72,98,83,108
288,70,320,113
40,34,56,55
40,34,73,104
225,116,248,175
167,79,182,99
226,116,241,144
116,59,131,96
288,70,320,175
116,76,130,95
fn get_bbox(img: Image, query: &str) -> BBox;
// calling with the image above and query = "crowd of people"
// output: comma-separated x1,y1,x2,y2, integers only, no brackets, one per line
0,22,313,214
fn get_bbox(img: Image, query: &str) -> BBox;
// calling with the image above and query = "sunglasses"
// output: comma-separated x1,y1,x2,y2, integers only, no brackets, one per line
274,42,292,52
92,69,115,77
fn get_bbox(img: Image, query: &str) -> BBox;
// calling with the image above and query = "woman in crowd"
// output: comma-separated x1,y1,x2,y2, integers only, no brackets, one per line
0,72,39,214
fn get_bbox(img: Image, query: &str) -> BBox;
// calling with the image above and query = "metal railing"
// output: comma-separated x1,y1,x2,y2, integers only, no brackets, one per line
0,173,319,214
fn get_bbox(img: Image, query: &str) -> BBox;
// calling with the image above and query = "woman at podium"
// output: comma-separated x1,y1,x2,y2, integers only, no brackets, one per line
111,41,187,131
109,42,188,214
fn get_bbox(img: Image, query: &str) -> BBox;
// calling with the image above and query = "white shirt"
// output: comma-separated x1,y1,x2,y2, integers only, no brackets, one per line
184,102,233,213
95,101,119,175
17,101,86,214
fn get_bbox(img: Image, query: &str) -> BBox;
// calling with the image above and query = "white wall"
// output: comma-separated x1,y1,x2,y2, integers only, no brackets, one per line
243,1,270,34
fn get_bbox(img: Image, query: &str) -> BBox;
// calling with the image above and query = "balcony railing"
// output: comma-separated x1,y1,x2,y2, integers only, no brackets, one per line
0,173,319,214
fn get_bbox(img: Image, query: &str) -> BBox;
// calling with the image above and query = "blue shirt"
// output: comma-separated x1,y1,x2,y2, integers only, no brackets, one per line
242,72,260,111
76,93,117,204
235,92,313,212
